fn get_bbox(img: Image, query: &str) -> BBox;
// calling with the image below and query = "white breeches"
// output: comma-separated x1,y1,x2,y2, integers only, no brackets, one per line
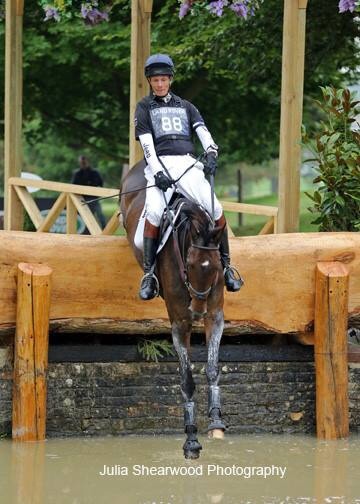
144,154,223,227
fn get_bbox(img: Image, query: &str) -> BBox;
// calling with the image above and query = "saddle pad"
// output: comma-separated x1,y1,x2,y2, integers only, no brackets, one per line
134,202,185,253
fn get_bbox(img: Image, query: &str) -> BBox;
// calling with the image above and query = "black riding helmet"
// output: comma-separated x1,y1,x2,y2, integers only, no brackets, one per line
144,54,175,77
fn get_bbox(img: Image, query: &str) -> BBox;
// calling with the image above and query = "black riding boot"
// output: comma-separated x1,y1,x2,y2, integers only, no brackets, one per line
139,236,159,300
219,225,244,292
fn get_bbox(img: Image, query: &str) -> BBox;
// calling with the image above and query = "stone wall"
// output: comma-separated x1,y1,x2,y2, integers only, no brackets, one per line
1,344,360,437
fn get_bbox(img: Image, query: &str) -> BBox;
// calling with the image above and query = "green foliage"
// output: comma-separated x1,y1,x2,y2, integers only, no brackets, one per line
137,338,175,363
302,86,360,231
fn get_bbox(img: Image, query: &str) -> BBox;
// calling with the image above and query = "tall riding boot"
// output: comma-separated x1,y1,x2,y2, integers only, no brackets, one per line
139,221,159,300
215,214,244,292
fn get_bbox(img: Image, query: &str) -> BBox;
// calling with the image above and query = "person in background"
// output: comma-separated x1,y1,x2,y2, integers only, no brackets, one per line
71,155,106,229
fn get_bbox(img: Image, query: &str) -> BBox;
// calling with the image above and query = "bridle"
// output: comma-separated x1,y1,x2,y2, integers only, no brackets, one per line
173,222,219,301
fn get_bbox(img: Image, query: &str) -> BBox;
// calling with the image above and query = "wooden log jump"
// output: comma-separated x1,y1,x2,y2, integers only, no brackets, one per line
315,262,349,439
1,231,359,441
12,263,52,441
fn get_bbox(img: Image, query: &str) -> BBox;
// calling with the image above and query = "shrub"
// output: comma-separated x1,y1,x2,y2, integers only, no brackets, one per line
302,86,360,231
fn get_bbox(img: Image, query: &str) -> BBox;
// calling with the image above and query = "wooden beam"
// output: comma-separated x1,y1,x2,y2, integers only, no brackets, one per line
0,231,358,335
14,186,43,229
12,263,52,441
102,210,121,235
9,177,119,198
277,0,308,232
129,0,153,168
66,195,77,234
37,193,67,233
259,217,275,235
70,193,102,235
315,262,349,439
221,201,278,217
4,0,24,230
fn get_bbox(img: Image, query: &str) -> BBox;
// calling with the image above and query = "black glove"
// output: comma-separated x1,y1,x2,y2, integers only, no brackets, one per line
204,151,217,176
154,171,174,192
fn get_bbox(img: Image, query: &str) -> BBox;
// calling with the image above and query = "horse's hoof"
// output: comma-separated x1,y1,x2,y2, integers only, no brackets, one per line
207,419,226,433
183,438,202,459
208,428,225,440
184,449,201,459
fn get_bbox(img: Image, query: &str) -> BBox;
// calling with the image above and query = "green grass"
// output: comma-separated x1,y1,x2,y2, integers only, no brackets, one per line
100,190,319,237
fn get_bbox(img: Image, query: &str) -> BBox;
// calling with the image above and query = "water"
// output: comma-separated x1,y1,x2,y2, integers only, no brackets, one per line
1,434,360,503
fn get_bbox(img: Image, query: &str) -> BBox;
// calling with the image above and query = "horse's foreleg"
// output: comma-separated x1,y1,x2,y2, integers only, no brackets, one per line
205,309,226,437
172,322,202,459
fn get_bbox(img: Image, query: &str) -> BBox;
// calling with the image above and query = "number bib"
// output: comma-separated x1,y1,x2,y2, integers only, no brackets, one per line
150,107,190,139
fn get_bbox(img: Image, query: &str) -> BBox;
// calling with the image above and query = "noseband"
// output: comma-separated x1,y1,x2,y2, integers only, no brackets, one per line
185,243,219,301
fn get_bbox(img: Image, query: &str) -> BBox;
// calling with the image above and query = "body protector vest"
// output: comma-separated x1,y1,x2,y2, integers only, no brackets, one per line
149,95,192,145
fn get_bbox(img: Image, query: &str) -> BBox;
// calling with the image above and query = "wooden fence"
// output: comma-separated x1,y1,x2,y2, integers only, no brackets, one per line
7,177,278,236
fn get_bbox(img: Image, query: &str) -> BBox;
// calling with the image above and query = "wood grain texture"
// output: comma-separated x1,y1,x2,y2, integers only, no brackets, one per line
12,263,52,441
315,261,349,439
0,231,359,335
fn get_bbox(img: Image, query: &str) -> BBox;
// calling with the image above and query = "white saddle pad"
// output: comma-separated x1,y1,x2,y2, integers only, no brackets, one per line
134,202,185,253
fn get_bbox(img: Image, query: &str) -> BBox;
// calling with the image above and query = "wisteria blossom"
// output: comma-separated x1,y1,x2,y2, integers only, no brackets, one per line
229,1,249,18
81,3,109,25
44,5,61,22
207,0,229,17
179,0,192,19
338,0,357,12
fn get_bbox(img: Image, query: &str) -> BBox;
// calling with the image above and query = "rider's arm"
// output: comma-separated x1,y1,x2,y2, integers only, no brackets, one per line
135,101,164,176
187,102,218,156
139,133,164,176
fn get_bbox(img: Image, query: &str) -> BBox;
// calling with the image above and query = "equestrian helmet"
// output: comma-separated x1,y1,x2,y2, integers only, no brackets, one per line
144,54,175,77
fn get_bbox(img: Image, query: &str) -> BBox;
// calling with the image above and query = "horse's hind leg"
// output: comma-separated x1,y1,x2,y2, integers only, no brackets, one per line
205,309,226,438
172,321,202,459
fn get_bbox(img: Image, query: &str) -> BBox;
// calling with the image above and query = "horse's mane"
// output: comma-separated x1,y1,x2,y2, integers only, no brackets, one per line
180,201,215,246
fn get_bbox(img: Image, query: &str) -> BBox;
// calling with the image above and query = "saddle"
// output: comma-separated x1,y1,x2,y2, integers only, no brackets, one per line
134,194,187,253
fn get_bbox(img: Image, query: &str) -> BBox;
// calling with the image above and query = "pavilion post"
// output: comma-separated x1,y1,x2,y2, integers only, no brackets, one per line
277,0,308,233
4,0,24,230
129,0,153,169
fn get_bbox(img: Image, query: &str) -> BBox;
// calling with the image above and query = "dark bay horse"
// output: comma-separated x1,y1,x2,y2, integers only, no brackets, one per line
120,160,226,459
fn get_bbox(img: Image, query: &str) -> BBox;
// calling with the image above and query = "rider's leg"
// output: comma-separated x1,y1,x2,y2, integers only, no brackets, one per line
215,213,244,292
139,219,160,300
139,180,173,300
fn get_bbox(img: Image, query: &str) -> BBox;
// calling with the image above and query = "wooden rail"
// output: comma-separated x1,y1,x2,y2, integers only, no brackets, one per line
8,177,279,237
8,177,120,235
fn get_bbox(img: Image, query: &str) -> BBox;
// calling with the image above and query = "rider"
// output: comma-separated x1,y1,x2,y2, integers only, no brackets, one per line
135,53,243,300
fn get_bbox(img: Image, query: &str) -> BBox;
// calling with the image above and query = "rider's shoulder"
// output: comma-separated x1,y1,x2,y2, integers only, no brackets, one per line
136,95,153,109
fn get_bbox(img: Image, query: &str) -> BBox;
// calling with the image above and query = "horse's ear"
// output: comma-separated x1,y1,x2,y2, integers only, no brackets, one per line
209,224,225,246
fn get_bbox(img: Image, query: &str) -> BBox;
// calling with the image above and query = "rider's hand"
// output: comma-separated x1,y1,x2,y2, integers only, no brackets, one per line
204,151,217,177
154,171,174,192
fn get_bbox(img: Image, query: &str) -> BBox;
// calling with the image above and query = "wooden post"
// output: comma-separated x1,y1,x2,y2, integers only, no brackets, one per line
12,263,52,441
314,261,349,440
277,0,308,233
4,0,24,230
129,0,153,168
237,169,243,227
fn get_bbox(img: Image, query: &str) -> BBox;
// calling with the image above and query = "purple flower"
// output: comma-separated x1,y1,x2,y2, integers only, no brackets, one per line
207,0,228,17
179,1,191,19
229,1,248,18
81,4,109,25
338,0,356,12
44,5,61,22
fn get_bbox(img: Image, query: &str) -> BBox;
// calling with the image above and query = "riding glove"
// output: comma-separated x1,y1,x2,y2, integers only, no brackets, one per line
204,151,217,177
154,171,174,192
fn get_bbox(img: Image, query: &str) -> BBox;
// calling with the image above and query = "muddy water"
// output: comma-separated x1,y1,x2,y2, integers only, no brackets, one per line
1,434,360,504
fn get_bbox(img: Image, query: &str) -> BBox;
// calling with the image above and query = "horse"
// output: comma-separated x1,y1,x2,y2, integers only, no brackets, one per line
120,160,226,459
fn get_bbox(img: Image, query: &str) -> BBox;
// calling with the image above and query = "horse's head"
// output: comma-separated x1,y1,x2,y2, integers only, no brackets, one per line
185,212,225,320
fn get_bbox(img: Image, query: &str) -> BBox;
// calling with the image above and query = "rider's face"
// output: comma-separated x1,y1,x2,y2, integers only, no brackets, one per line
149,75,171,97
